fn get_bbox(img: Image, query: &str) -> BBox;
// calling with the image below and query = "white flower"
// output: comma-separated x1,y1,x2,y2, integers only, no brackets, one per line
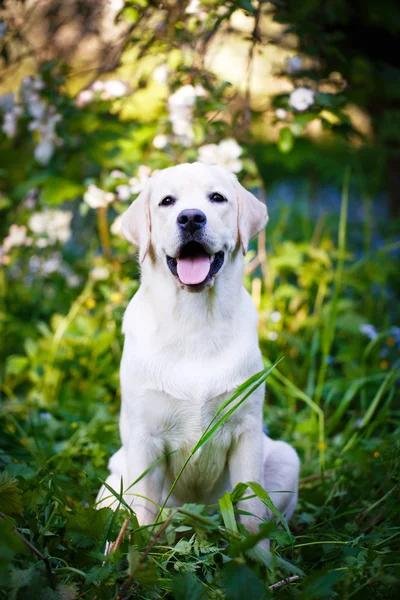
275,108,288,120
50,211,73,244
28,210,72,244
198,138,243,173
186,0,201,14
289,87,315,112
109,0,124,12
153,134,168,149
2,225,28,252
83,184,114,209
128,166,151,194
198,143,219,164
116,184,132,201
110,169,126,178
34,139,54,164
359,324,378,340
270,311,282,323
268,331,278,341
185,0,206,18
27,97,46,120
76,89,94,107
169,85,197,110
2,111,18,138
13,105,23,117
66,273,81,288
90,266,110,281
152,64,168,85
36,238,49,248
27,103,61,164
42,252,63,274
287,55,302,74
32,77,44,91
92,80,105,93
1,97,23,138
194,84,207,97
101,80,128,100
110,215,123,236
168,85,198,144
219,139,242,159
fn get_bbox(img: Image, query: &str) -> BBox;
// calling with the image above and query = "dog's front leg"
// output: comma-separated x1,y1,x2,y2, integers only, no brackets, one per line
125,435,165,527
228,430,266,535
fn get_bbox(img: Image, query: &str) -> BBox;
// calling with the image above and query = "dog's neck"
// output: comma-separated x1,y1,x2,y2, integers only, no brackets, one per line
139,249,245,330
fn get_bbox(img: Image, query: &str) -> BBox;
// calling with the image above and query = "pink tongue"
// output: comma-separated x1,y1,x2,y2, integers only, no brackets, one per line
177,255,211,285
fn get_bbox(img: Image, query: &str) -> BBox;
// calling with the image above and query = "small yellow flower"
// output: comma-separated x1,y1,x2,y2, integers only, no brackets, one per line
373,451,380,458
386,337,395,347
318,442,327,451
380,360,389,370
110,292,123,304
86,298,96,309
72,422,78,429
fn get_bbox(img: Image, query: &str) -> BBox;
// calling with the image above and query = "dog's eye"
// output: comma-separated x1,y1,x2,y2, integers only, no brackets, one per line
159,195,176,207
209,192,227,203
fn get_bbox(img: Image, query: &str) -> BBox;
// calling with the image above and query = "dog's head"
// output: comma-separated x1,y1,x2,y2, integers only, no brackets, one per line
122,162,268,292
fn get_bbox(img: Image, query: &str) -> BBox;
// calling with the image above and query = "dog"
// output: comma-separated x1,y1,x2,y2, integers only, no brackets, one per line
96,162,300,539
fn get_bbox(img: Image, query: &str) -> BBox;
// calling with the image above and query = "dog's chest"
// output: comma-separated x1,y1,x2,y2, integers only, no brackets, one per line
141,389,240,499
139,386,241,450
121,325,259,404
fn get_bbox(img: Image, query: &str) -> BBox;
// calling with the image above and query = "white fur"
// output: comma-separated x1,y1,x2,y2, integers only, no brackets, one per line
97,163,300,536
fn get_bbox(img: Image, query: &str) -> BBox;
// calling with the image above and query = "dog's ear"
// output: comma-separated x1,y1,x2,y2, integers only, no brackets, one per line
121,180,151,263
235,178,268,254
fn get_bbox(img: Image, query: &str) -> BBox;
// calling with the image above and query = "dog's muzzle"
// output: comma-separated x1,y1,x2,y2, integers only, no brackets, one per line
166,240,224,288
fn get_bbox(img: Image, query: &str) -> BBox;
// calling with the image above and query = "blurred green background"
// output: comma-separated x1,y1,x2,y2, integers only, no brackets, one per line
0,1,399,599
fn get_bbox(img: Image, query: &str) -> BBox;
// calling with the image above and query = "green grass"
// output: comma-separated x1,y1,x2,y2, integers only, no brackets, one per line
1,182,399,599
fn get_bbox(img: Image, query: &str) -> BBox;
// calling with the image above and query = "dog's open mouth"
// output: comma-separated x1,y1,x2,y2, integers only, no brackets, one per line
167,242,224,286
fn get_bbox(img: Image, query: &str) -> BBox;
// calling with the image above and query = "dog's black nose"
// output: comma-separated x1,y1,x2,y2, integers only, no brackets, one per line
177,209,207,233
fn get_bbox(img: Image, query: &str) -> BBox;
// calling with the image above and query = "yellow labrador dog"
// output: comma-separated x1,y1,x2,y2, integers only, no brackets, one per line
97,162,299,537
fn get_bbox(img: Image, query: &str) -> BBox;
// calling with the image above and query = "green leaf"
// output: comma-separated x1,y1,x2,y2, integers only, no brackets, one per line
171,572,207,600
40,176,84,205
221,562,269,599
246,481,293,541
0,521,26,586
6,355,29,376
278,127,294,153
0,472,24,516
302,567,343,598
65,507,113,549
219,491,238,536
128,548,158,586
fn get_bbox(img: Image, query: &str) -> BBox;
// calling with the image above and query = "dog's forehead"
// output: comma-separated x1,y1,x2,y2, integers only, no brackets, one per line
149,162,236,199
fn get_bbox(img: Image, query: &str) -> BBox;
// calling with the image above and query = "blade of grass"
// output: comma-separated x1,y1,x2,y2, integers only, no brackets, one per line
264,358,325,471
247,481,293,540
219,491,238,537
327,373,387,434
315,167,350,406
156,361,282,521
341,366,398,454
